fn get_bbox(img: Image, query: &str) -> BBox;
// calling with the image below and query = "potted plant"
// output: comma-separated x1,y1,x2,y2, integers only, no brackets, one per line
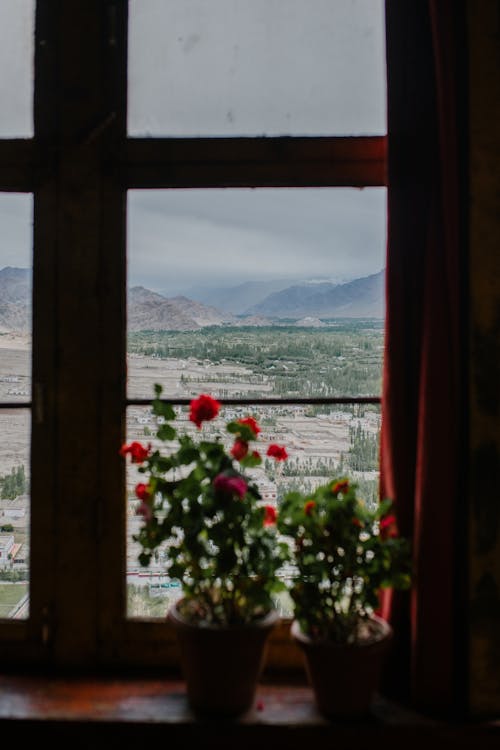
277,477,412,719
120,386,290,717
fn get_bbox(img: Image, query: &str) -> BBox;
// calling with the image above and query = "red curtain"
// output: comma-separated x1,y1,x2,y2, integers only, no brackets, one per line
380,0,464,713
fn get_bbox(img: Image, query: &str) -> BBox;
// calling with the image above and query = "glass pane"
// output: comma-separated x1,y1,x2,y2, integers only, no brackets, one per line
0,410,30,619
128,0,386,136
126,403,380,618
0,0,35,138
0,194,33,402
127,188,386,400
0,194,32,620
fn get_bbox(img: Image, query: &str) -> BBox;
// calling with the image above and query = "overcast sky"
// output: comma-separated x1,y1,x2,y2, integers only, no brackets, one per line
128,0,386,137
0,0,386,295
128,188,386,294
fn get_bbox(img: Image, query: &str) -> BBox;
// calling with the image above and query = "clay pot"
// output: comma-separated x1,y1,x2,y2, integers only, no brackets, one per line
291,615,393,719
168,599,279,717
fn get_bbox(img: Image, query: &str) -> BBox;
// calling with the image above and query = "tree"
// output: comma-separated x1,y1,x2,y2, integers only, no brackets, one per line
0,465,27,500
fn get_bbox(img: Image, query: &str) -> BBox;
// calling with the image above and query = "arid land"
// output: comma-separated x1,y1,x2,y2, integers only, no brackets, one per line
0,329,381,618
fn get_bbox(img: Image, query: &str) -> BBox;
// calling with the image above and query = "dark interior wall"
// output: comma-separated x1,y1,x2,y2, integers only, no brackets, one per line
467,0,500,716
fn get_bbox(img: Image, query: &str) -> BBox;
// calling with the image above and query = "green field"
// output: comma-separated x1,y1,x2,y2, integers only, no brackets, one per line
0,583,28,618
128,321,384,399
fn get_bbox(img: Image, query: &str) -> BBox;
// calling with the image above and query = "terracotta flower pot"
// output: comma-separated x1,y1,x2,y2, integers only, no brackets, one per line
291,615,393,719
168,599,279,717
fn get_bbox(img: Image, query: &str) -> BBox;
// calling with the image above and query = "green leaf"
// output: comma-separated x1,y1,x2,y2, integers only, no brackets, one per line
226,421,257,442
157,423,176,441
377,498,394,518
240,452,262,468
153,399,176,421
177,444,199,464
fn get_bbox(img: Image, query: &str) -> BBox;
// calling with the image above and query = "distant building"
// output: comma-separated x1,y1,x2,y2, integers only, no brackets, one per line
257,481,278,505
10,543,28,568
0,534,15,567
3,507,26,520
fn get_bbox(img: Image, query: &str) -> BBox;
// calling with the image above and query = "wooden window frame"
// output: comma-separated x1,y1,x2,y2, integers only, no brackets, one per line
0,0,386,671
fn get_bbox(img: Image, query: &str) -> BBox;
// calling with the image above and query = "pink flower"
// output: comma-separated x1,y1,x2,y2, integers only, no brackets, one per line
213,473,248,499
266,444,288,461
136,502,152,522
231,439,249,461
263,505,277,526
119,441,151,464
237,417,261,436
189,394,221,428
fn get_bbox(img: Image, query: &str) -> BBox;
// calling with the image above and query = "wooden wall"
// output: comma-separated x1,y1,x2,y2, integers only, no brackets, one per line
467,0,500,716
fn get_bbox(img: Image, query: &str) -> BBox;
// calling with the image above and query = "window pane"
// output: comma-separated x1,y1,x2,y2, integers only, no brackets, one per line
127,188,386,400
0,195,32,402
128,0,386,136
126,403,380,618
0,410,30,619
0,194,32,620
0,0,34,138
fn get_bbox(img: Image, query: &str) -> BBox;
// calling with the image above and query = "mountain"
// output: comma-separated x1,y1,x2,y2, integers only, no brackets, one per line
0,267,31,331
128,286,237,331
177,279,299,315
0,267,384,334
245,270,385,319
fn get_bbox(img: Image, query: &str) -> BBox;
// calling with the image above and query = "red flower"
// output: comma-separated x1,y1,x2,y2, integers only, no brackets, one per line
135,482,151,501
231,439,249,461
380,514,398,539
119,441,151,464
251,450,261,460
267,444,288,461
213,473,248,499
263,505,277,526
332,479,349,495
304,500,316,516
189,394,221,428
237,416,261,436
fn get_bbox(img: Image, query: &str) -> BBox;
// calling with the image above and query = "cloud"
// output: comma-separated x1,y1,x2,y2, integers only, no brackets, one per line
127,188,386,293
0,195,33,267
0,1,387,294
0,0,34,137
128,0,386,137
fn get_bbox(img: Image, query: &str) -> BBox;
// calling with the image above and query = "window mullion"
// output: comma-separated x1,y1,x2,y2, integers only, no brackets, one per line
122,136,387,189
30,0,125,668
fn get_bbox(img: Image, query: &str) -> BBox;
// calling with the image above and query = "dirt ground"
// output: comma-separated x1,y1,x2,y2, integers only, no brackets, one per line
0,335,31,477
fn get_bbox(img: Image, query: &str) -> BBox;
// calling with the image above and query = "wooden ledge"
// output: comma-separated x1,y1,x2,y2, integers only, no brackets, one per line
0,674,498,748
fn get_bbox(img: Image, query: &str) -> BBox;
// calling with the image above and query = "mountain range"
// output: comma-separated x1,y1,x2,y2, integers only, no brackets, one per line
0,266,384,333
245,270,385,318
179,278,301,314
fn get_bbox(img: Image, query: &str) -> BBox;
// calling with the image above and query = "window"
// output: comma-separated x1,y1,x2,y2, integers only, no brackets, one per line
0,0,387,669
0,1,34,630
0,195,32,620
125,187,387,619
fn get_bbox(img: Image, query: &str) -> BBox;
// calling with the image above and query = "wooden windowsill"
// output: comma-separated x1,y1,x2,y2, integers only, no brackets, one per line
0,674,499,748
